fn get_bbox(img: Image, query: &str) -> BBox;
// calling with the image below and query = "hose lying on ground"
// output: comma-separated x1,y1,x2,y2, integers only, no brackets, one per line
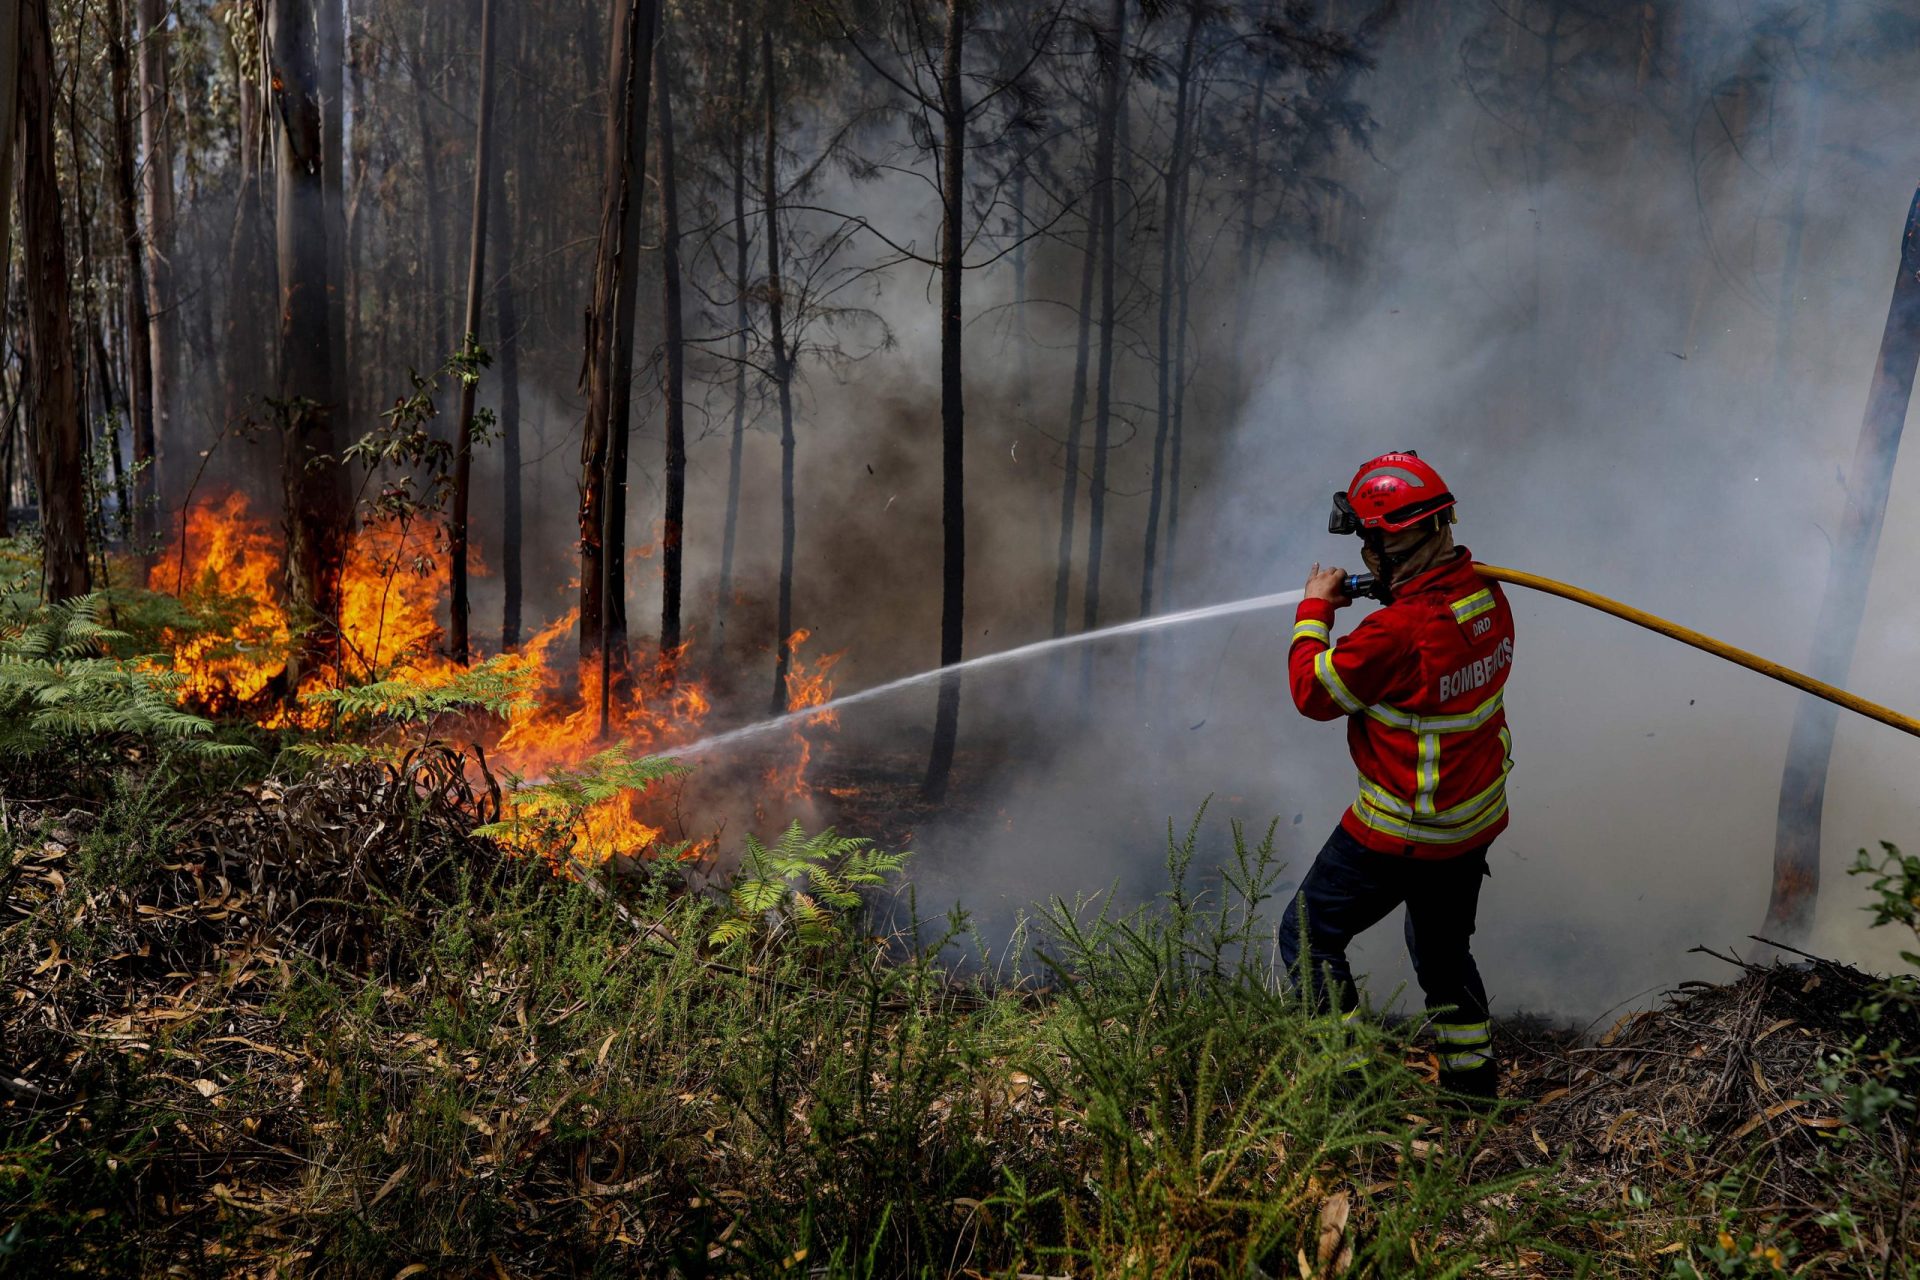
1473,563,1920,741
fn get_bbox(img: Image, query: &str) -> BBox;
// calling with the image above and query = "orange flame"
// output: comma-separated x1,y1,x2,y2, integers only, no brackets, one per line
767,629,842,799
151,493,836,871
148,492,294,710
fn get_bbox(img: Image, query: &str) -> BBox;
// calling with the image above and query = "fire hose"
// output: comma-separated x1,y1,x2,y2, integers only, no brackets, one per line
1469,564,1920,740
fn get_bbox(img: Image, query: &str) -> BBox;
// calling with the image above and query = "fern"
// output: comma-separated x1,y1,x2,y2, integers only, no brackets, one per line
0,594,250,762
709,822,908,947
474,747,687,866
302,654,539,724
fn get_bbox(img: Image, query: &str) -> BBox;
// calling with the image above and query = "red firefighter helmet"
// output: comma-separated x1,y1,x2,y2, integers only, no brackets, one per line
1339,451,1456,533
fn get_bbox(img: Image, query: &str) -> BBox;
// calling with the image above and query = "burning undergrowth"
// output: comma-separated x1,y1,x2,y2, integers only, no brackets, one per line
141,491,844,871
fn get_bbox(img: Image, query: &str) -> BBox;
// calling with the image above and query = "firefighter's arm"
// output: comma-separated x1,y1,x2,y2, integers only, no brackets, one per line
1288,602,1415,720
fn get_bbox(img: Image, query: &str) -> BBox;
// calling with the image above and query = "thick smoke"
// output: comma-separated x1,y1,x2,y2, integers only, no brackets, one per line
142,1,1920,1019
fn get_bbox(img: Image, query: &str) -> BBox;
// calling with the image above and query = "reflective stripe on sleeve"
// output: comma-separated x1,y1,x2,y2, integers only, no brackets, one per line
1450,590,1496,624
1432,1021,1491,1045
1314,649,1365,713
1291,619,1332,647
1440,1047,1492,1071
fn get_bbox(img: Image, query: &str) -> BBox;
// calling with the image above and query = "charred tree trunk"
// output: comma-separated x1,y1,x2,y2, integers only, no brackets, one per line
1765,188,1920,941
1140,0,1200,620
715,8,751,645
0,0,21,281
763,22,796,718
1233,0,1275,403
1080,0,1126,676
225,14,273,434
495,13,527,652
1768,0,1839,407
319,0,346,428
270,0,349,676
104,0,155,545
921,0,967,802
1050,132,1100,644
412,15,448,365
579,0,657,725
135,0,173,505
448,0,496,666
20,0,89,600
656,10,686,669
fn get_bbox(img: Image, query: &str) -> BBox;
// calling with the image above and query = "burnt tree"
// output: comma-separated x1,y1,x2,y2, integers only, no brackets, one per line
656,6,687,668
269,0,350,673
1766,187,1920,941
579,0,658,725
19,0,88,600
448,0,497,666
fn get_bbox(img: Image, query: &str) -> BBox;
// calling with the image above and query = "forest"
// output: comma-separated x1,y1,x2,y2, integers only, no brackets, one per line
3,0,1920,1274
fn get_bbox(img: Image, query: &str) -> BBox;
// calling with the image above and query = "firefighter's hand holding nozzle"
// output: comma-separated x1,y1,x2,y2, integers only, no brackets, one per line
1306,563,1353,609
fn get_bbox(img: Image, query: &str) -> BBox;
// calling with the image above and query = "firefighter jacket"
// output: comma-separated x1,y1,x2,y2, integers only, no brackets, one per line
1287,550,1515,858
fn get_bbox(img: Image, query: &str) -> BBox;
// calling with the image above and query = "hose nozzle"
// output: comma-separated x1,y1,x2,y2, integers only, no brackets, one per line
1344,572,1387,602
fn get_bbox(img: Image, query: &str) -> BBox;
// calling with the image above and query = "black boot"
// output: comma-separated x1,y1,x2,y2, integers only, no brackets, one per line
1438,1061,1499,1113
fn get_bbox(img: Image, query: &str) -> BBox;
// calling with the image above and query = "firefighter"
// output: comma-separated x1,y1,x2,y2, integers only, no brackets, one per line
1280,451,1515,1101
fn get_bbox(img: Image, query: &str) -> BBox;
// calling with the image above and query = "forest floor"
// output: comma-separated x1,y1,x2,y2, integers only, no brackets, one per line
2,751,1917,1279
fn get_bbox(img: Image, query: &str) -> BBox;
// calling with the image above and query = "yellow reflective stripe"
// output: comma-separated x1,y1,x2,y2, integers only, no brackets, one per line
1450,590,1495,623
1432,1021,1491,1044
1340,1006,1363,1024
1357,774,1412,818
1500,726,1513,762
1363,689,1504,735
1314,650,1364,713
1356,764,1508,828
1351,791,1509,844
1414,732,1441,817
1440,1048,1491,1070
1291,619,1332,647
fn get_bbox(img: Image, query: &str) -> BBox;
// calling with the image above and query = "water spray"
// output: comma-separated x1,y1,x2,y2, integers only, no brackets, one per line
661,563,1920,764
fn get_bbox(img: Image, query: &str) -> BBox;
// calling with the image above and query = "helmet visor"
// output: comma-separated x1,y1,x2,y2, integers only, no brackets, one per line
1328,491,1360,536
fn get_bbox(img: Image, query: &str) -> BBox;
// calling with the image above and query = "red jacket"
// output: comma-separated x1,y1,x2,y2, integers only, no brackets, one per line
1288,550,1515,858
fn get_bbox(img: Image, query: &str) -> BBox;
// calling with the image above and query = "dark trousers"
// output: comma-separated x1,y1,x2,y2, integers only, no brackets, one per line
1279,825,1494,1079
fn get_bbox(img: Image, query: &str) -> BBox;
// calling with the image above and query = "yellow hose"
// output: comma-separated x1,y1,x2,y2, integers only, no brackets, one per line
1473,563,1920,741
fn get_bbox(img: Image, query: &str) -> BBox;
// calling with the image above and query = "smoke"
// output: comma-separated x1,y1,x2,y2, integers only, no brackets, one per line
135,0,1920,1020
824,0,1920,1019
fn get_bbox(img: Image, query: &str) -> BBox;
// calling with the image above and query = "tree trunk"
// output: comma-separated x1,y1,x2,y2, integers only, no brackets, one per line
225,11,272,434
495,10,527,652
19,0,88,600
1080,0,1127,678
656,8,686,670
921,0,966,802
1232,0,1275,403
319,0,346,428
0,0,21,281
412,14,448,365
1765,188,1920,941
104,0,155,546
715,6,751,646
1140,0,1200,621
579,0,657,727
1050,126,1100,644
763,22,796,718
448,0,495,667
135,0,173,507
270,0,350,676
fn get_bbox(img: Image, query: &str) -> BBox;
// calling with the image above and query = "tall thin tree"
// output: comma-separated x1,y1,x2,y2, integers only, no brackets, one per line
20,0,89,600
762,20,797,717
656,7,687,669
448,0,496,666
270,0,350,675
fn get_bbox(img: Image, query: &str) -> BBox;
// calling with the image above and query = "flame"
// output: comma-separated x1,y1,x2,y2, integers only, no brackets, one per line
150,493,842,872
148,492,294,710
766,629,842,799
